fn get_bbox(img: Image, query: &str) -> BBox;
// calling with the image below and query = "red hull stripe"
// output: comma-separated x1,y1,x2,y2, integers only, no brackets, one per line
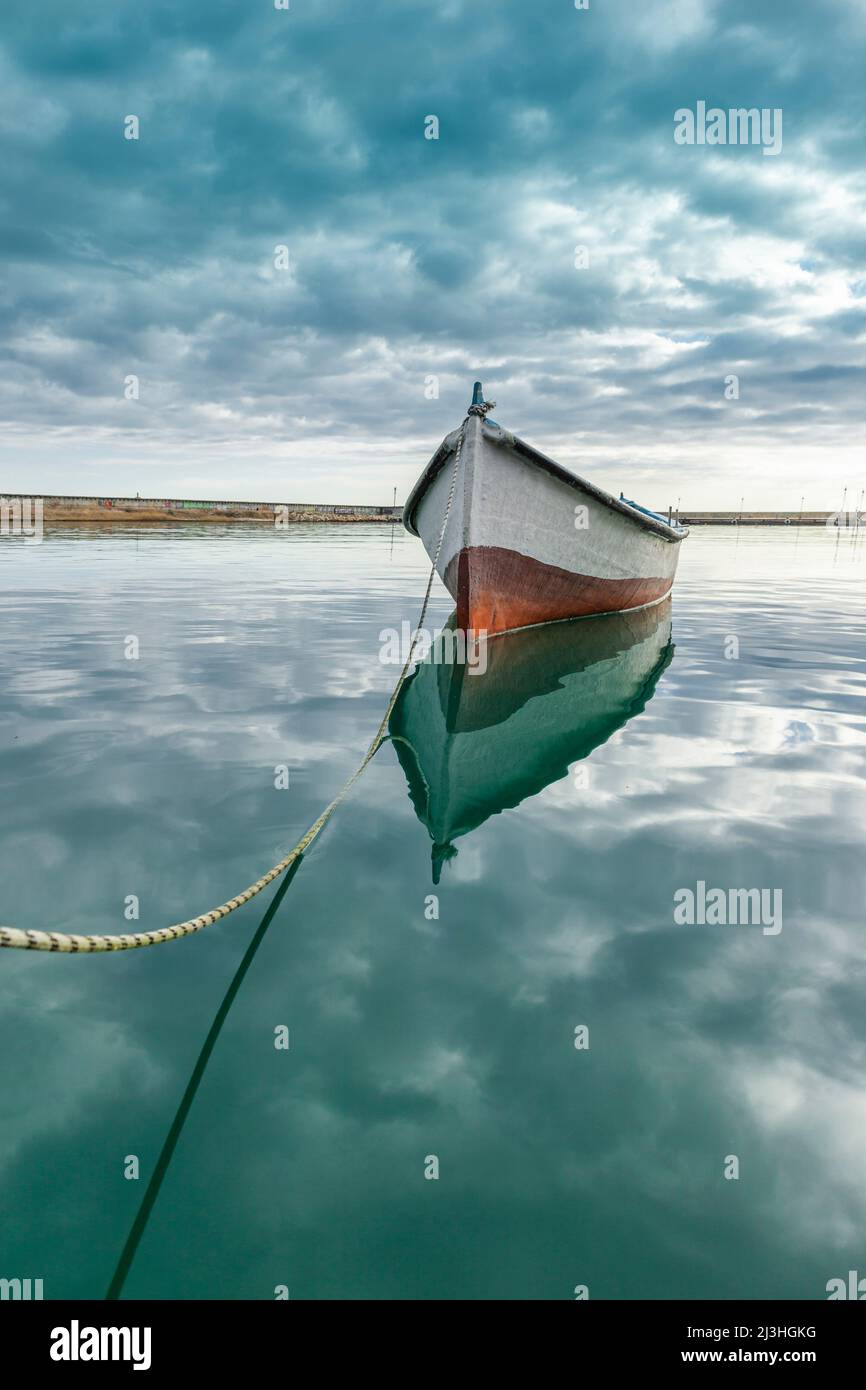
444,545,672,635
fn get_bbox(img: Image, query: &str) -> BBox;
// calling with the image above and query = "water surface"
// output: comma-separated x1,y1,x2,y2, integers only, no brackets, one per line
1,522,864,1299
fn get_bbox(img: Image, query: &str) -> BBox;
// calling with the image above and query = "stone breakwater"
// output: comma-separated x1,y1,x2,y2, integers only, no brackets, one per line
1,496,856,527
2,494,402,524
677,512,854,526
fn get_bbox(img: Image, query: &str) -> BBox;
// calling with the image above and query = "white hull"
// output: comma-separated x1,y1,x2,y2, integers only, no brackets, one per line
404,407,686,636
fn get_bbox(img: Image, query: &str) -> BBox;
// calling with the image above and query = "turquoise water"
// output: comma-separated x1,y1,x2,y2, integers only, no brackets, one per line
1,522,864,1300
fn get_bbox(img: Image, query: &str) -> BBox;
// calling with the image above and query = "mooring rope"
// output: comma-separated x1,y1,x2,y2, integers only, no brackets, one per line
0,422,468,953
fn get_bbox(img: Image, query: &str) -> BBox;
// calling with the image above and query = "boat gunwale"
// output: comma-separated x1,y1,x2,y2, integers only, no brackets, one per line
402,421,689,544
402,433,461,537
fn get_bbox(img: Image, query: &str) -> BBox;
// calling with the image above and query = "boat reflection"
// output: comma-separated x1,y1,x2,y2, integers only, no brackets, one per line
389,599,674,881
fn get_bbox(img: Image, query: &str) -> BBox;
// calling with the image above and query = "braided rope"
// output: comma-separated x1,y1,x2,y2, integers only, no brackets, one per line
0,423,468,953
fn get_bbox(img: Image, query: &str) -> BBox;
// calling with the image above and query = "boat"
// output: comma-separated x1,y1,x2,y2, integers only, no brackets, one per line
403,383,688,636
389,599,674,881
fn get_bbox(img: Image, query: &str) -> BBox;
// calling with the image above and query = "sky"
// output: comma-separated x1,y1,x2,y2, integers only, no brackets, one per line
1,0,866,508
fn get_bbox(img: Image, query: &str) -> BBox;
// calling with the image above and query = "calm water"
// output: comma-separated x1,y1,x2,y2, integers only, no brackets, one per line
1,522,864,1300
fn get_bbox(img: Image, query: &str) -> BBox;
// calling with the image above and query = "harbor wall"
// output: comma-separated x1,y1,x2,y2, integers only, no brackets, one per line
675,511,851,526
1,494,403,523
1,496,858,526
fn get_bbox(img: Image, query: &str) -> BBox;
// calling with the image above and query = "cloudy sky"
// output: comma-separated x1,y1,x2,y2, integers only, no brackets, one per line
2,0,865,507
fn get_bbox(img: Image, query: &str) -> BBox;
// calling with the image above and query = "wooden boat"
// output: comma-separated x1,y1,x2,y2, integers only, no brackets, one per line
389,600,674,881
403,383,688,636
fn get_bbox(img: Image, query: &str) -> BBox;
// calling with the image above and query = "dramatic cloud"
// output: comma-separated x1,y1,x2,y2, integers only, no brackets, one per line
1,0,865,506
